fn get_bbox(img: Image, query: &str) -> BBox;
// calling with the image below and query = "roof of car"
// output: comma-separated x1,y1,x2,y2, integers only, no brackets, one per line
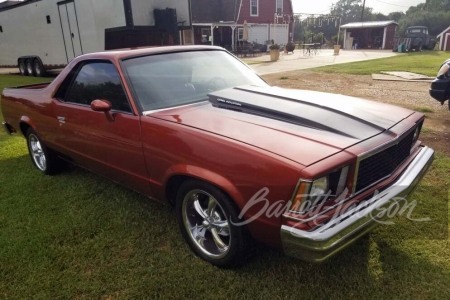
77,45,226,61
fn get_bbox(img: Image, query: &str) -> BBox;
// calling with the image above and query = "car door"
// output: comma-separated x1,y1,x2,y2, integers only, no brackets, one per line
54,60,151,195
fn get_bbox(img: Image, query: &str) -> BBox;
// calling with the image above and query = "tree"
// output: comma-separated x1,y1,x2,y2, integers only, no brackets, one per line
398,0,450,36
373,13,389,21
398,10,450,36
330,0,374,23
424,0,450,11
387,12,405,22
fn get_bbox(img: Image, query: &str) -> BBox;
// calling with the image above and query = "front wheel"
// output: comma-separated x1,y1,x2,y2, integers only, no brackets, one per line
26,128,60,175
176,180,248,267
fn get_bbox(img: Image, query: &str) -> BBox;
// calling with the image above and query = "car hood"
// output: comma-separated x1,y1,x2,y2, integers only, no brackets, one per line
149,85,414,166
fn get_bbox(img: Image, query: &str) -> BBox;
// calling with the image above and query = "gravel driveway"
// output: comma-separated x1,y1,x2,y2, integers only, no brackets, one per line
263,70,450,155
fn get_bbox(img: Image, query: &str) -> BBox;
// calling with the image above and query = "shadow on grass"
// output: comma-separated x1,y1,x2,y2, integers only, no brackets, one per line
235,235,450,298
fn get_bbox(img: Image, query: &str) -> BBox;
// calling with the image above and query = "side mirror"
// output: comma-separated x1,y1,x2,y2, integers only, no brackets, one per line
91,99,112,112
90,99,114,121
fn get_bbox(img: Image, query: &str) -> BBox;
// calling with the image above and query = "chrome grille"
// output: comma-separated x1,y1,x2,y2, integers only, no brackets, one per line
355,129,415,193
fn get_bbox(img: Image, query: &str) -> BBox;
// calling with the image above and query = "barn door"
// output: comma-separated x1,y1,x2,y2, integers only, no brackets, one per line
58,0,83,63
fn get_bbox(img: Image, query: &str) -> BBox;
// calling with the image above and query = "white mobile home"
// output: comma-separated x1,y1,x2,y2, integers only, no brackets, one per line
0,0,191,76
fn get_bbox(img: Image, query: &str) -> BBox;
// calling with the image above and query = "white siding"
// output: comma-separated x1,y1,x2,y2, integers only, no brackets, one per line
248,24,268,44
75,0,126,54
245,23,288,45
269,24,288,45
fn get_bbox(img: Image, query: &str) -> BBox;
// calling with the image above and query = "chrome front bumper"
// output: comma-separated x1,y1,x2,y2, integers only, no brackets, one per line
281,146,435,262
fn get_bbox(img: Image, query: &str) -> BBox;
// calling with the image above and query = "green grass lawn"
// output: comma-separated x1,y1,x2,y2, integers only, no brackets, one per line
0,74,51,90
1,73,449,298
314,51,449,76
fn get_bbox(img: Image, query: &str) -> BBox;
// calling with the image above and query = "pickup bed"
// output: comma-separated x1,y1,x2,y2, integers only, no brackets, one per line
2,82,52,135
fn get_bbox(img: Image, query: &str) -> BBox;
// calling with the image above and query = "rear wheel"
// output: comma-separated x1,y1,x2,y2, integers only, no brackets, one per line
33,59,45,77
26,128,60,175
176,180,248,267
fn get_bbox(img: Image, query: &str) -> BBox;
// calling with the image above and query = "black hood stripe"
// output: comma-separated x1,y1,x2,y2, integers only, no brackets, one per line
208,86,387,140
209,94,355,138
234,85,387,132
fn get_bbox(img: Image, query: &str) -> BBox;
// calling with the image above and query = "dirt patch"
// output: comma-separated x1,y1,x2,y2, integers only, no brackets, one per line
262,70,450,156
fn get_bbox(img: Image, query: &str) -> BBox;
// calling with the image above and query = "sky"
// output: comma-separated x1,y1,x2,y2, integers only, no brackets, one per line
0,0,426,15
292,0,425,15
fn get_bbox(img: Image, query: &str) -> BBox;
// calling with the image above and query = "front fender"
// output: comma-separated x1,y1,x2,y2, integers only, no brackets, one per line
163,164,245,206
19,116,36,136
162,163,286,247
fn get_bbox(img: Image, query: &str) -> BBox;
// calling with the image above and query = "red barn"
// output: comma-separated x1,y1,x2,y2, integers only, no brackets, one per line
437,25,450,51
191,0,293,50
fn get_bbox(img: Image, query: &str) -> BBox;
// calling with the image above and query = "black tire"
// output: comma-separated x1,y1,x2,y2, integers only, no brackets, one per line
18,59,28,76
26,128,61,175
176,179,248,267
26,59,35,76
428,41,436,50
33,59,45,77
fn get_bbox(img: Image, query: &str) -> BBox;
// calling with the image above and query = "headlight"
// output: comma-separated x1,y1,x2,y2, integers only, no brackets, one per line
310,176,328,199
290,166,349,213
437,61,450,78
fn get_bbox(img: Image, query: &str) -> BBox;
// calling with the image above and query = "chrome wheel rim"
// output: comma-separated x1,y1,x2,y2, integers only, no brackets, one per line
29,134,46,171
182,189,231,259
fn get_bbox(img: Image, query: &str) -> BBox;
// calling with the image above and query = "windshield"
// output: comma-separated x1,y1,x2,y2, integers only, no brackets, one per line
122,50,267,112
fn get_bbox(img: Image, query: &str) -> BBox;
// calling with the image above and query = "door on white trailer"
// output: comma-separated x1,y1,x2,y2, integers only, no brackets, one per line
58,0,83,63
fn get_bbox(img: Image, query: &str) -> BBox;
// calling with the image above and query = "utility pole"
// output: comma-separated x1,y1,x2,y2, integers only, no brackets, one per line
361,0,366,22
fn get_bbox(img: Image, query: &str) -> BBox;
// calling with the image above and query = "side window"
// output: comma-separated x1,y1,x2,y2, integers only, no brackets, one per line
63,62,131,112
276,0,283,14
250,0,258,16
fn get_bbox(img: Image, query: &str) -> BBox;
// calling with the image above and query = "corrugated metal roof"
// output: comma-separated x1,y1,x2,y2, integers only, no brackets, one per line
340,20,398,29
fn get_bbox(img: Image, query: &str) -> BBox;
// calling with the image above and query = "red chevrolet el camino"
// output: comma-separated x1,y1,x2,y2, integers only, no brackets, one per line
1,46,434,267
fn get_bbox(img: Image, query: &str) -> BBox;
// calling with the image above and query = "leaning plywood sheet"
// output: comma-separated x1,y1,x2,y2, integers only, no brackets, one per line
372,72,434,82
381,71,434,80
